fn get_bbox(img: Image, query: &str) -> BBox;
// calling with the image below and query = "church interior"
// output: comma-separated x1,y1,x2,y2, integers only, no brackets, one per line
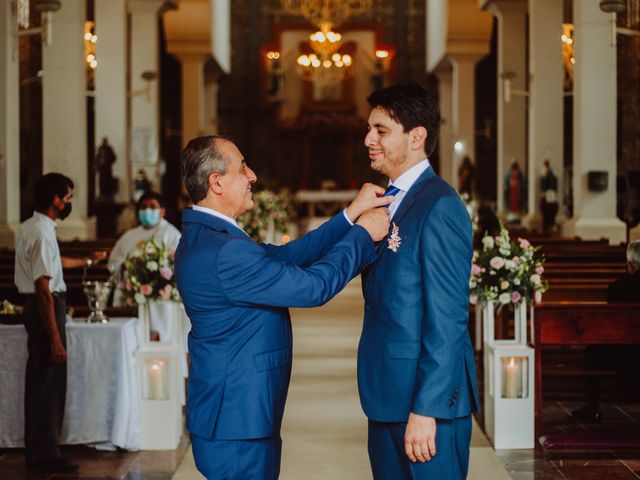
1,0,640,478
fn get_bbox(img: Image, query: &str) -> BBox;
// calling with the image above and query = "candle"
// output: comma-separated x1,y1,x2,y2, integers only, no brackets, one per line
149,361,165,400
503,357,520,398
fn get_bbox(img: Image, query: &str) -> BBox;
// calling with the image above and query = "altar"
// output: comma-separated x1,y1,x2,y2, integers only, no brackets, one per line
0,318,141,451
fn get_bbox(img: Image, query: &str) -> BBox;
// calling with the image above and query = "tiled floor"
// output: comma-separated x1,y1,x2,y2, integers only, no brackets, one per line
0,434,189,480
493,400,640,479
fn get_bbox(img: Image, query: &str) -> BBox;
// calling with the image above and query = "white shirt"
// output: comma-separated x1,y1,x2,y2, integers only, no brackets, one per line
108,219,182,274
192,205,248,236
14,212,66,294
388,159,431,219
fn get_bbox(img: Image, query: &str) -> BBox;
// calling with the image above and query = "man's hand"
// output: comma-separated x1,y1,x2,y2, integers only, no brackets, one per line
345,183,394,222
356,208,390,242
50,339,67,363
404,412,437,463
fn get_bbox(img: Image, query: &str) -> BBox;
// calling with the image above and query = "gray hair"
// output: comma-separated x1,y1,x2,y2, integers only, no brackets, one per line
181,135,230,203
627,240,640,271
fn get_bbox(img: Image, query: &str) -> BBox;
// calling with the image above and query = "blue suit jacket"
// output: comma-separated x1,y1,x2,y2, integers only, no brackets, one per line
358,167,479,421
175,208,376,440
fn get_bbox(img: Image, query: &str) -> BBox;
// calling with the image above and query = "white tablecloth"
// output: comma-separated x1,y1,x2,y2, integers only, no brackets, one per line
0,318,141,451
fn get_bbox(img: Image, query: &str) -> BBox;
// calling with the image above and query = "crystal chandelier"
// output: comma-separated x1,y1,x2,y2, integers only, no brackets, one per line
282,0,371,82
281,0,372,32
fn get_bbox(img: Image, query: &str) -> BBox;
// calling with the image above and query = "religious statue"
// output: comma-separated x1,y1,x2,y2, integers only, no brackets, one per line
540,159,559,235
133,169,151,202
457,156,476,198
504,161,527,217
95,137,118,200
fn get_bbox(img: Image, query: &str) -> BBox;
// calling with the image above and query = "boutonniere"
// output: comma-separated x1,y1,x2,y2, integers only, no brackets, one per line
387,222,402,252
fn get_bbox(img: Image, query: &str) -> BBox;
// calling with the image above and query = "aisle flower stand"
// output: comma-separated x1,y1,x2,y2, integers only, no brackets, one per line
136,302,184,450
482,300,535,449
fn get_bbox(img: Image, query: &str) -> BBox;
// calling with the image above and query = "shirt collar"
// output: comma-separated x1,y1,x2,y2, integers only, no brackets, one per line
390,158,431,192
34,211,57,229
192,205,243,230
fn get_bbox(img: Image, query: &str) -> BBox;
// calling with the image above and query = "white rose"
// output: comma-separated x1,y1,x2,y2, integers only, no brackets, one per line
499,292,511,305
134,292,146,305
505,260,515,271
146,261,159,272
514,278,521,286
482,236,494,250
530,274,541,285
500,281,510,290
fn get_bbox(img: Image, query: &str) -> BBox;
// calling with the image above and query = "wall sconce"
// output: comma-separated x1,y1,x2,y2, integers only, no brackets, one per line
500,71,529,104
370,47,395,90
265,51,284,99
128,70,158,102
599,1,640,44
13,0,62,47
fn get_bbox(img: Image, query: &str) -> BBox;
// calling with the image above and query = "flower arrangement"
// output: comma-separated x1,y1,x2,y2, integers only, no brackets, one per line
470,225,548,306
460,193,479,232
0,299,21,315
237,189,295,242
120,238,180,306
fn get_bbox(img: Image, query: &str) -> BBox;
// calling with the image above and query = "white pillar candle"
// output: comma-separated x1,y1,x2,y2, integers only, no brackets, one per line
149,361,165,400
503,357,520,398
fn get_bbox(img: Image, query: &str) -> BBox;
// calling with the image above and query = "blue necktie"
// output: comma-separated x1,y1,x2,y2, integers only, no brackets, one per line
384,185,400,197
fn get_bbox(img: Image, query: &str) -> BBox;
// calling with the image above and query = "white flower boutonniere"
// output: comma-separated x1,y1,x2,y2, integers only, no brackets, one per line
387,222,402,252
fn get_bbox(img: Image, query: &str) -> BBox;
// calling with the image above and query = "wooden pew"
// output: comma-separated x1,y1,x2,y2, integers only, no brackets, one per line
533,302,640,439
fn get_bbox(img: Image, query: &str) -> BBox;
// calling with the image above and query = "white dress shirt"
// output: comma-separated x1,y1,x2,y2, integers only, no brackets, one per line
387,159,431,219
14,212,66,294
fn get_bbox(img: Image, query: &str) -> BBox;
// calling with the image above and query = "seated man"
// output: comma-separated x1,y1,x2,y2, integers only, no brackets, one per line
573,240,640,422
108,192,181,306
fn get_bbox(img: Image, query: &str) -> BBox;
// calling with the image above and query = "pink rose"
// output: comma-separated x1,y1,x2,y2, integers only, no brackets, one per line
140,284,153,296
536,266,544,275
160,266,173,280
126,297,133,306
471,264,481,276
512,257,521,265
124,282,132,291
489,256,505,270
511,291,522,303
159,284,173,300
168,250,175,259
519,238,531,249
534,290,542,304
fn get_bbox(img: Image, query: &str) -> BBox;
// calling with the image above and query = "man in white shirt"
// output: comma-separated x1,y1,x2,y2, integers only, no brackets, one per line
108,192,181,306
15,173,104,472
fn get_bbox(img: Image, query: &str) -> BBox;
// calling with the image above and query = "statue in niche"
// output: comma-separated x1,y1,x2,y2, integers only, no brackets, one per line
95,137,119,200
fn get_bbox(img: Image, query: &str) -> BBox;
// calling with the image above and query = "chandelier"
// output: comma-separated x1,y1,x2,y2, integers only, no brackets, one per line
561,24,574,91
281,0,372,32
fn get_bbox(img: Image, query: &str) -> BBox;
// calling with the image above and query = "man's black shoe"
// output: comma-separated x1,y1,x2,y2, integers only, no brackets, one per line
571,404,602,423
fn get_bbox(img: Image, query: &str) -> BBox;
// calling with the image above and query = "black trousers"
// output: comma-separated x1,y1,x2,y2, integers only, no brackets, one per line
23,293,67,462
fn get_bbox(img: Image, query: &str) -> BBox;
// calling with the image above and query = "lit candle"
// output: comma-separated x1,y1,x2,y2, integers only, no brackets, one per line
149,361,165,400
503,357,520,398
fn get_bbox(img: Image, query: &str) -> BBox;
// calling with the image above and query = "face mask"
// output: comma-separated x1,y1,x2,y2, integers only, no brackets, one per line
58,201,72,220
139,208,161,227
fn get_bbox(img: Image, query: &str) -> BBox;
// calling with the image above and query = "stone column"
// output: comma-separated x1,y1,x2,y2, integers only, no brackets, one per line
523,0,564,232
42,0,96,239
0,0,21,247
128,0,167,192
204,65,220,136
484,0,527,214
563,0,626,243
435,65,454,186
167,42,210,146
451,54,481,193
95,0,130,202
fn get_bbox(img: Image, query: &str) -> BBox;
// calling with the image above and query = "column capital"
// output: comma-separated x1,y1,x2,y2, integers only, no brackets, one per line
167,40,211,63
128,0,177,16
479,0,527,16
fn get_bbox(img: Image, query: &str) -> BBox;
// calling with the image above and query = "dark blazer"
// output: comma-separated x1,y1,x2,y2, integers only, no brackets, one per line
358,167,479,421
607,270,640,303
175,208,376,440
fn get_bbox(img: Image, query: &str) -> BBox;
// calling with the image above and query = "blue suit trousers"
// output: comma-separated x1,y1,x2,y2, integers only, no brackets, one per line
368,416,472,480
191,433,282,480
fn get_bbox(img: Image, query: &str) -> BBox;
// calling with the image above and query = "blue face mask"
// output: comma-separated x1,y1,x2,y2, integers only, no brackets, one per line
139,208,161,227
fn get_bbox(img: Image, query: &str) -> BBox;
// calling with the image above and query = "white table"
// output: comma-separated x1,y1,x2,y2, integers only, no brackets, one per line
0,318,141,451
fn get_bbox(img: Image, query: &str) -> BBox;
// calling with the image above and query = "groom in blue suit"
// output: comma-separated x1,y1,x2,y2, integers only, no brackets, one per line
359,84,479,479
174,135,391,479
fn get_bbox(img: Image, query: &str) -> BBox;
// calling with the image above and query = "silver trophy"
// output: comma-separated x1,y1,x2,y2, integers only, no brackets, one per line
83,281,112,323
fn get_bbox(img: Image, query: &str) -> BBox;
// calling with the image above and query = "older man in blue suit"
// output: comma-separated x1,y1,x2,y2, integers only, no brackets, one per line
174,135,391,479
358,84,479,479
